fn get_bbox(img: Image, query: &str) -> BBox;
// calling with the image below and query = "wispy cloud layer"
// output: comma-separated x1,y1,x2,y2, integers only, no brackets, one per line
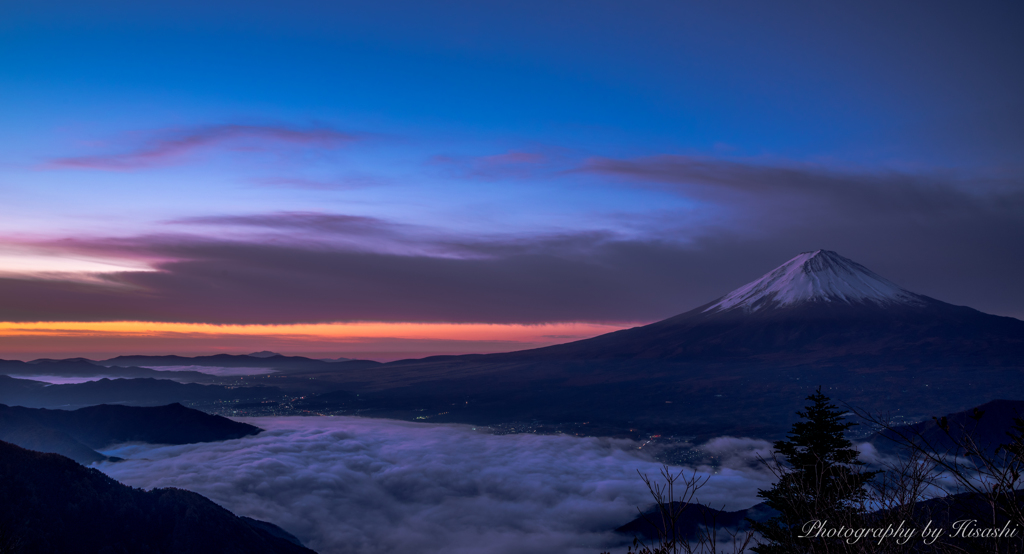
580,156,1024,316
47,124,358,171
0,232,706,324
582,154,1024,223
97,417,776,554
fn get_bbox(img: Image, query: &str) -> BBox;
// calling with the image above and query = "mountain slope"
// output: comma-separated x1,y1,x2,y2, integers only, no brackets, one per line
0,375,286,409
616,502,778,542
0,408,109,464
0,403,261,464
0,440,315,553
871,399,1024,456
285,250,1024,439
491,250,1024,364
0,358,215,381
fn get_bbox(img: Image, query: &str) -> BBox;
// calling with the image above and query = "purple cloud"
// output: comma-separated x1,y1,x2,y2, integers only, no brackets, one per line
47,124,358,171
170,212,394,235
166,212,456,257
0,230,697,324
580,155,1021,216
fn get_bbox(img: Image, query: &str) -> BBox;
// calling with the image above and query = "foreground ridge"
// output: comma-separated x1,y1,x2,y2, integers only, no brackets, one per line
0,440,316,553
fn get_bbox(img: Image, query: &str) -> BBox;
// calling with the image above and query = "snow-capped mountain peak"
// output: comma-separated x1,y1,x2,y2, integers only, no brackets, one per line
703,250,922,313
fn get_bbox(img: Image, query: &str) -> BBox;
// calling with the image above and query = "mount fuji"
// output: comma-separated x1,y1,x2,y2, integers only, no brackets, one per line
119,250,1019,439
492,249,1024,365
303,249,1023,438
701,249,923,313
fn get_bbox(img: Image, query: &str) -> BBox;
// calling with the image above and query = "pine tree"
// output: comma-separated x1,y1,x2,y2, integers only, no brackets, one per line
749,387,879,554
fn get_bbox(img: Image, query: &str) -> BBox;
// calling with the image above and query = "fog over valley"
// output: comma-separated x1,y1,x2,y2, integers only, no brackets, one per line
95,417,777,554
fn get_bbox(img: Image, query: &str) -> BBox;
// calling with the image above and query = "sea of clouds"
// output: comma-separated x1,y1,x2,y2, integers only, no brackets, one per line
96,417,778,554
7,374,120,384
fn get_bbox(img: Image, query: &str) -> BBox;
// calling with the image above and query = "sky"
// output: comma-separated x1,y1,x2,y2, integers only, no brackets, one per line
2,0,1023,360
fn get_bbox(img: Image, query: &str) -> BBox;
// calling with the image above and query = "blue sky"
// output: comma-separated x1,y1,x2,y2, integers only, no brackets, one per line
1,0,1023,357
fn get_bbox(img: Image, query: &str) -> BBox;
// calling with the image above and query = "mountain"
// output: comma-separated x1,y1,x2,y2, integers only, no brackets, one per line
98,353,368,371
0,440,315,553
616,502,777,542
0,358,216,382
0,375,286,409
702,249,922,312
870,399,1024,456
495,250,1024,365
267,250,1024,440
0,374,48,397
0,406,111,465
26,357,98,364
249,351,283,358
0,403,261,464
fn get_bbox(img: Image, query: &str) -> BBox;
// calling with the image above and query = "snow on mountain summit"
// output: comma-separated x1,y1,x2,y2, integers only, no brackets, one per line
703,250,923,313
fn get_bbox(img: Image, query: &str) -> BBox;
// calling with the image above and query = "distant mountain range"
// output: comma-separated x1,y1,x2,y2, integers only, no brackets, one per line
0,374,286,410
0,354,376,381
0,402,261,464
98,353,375,371
248,351,352,363
0,440,314,553
0,358,217,381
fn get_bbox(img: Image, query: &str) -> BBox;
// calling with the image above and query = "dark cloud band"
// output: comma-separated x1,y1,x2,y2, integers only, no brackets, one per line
46,124,358,171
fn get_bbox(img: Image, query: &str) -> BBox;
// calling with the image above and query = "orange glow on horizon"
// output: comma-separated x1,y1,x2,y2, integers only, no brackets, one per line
0,320,634,340
0,320,640,361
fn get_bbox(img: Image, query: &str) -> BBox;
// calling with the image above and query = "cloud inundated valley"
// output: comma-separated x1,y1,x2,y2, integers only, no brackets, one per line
97,417,776,554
